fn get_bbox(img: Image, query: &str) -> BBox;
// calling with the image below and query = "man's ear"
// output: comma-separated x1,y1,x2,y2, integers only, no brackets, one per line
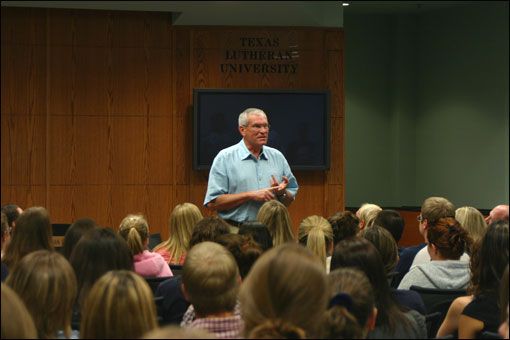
366,307,378,331
181,283,190,302
239,125,246,137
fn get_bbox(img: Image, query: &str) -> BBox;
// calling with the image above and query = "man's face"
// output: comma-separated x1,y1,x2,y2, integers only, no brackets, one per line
239,114,269,150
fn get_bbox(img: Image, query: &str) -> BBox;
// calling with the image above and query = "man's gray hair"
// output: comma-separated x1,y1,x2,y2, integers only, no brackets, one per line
238,108,267,127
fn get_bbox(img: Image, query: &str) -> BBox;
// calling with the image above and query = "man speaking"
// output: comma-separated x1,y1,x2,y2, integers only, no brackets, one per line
204,108,298,226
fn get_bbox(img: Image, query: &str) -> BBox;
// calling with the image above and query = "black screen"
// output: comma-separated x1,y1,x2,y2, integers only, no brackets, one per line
193,89,330,171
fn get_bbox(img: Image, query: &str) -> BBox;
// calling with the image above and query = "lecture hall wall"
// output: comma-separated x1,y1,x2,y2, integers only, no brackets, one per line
1,7,344,239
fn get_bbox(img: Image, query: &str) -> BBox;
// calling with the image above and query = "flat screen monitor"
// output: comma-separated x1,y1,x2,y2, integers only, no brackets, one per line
193,89,330,171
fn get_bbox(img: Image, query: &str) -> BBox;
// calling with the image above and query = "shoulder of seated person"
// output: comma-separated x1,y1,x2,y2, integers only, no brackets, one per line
451,295,473,311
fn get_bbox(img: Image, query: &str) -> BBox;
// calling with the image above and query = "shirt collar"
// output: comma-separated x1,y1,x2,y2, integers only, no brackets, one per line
238,139,268,160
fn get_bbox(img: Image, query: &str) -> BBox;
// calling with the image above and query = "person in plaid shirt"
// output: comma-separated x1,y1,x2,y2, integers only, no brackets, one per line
181,241,243,339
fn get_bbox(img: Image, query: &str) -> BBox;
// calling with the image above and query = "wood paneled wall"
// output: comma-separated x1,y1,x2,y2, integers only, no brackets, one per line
1,8,344,239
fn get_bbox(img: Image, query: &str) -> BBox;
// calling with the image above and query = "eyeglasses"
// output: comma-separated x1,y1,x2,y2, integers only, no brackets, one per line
417,214,424,222
247,123,270,131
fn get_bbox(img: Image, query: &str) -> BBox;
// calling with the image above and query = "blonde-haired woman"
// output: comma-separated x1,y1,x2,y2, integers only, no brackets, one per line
119,214,172,278
257,200,294,247
240,243,328,338
455,206,487,247
6,250,77,339
298,215,334,272
356,203,382,230
1,283,37,339
154,203,203,265
81,270,158,339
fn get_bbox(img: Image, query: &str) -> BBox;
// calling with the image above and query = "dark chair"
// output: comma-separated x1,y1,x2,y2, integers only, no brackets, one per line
169,264,183,277
148,233,162,250
145,276,172,296
410,285,467,338
480,331,502,339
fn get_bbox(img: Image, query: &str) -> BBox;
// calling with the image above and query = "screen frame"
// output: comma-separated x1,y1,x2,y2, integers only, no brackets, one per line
192,88,331,171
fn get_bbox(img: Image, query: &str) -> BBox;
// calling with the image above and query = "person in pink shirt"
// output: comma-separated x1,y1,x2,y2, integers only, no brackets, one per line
118,214,172,278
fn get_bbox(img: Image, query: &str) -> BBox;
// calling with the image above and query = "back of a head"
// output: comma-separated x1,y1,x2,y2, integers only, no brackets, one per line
455,206,487,245
183,241,239,316
215,233,263,279
249,319,307,339
1,204,22,229
331,237,404,332
356,203,382,228
240,243,328,338
257,200,294,246
469,220,509,296
2,206,53,269
427,217,471,260
360,225,398,275
6,250,76,339
328,211,359,245
143,325,216,339
500,265,509,324
298,215,333,269
81,270,157,339
373,210,404,244
70,227,133,306
421,197,455,224
1,212,9,243
239,221,273,251
189,216,230,248
118,214,149,255
488,204,510,224
1,283,37,339
167,202,203,247
324,268,376,339
62,218,97,260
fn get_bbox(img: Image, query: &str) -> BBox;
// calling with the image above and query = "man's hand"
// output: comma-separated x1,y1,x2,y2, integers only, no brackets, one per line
270,175,289,195
252,187,278,202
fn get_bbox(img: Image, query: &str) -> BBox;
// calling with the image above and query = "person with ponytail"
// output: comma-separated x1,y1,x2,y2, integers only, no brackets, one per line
119,214,172,278
298,215,334,272
323,268,377,339
398,217,472,290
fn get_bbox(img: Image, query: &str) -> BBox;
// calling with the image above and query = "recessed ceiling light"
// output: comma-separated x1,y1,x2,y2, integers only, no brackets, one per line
342,3,350,6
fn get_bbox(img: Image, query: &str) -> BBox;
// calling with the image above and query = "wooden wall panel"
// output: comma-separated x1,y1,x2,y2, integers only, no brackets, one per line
148,117,173,184
1,7,47,45
1,185,47,209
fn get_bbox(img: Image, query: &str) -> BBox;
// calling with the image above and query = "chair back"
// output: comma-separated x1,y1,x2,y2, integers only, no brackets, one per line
145,276,172,296
410,285,467,338
148,233,162,250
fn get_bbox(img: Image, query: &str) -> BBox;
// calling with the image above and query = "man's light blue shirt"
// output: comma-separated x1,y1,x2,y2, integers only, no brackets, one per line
204,139,298,222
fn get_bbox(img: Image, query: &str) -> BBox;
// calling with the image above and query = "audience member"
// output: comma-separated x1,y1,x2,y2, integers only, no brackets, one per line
331,237,427,338
437,220,508,338
455,206,487,248
70,227,133,328
154,202,203,265
356,203,382,231
1,283,37,339
155,216,230,325
323,268,377,339
240,243,329,338
2,206,53,271
1,203,23,232
238,221,273,251
298,215,334,271
215,233,263,279
6,250,77,339
398,217,472,290
62,218,97,260
118,213,172,278
486,204,510,224
1,212,11,259
360,225,399,277
328,210,359,245
257,199,295,247
499,265,509,339
394,196,455,286
181,241,243,338
80,270,158,339
373,209,405,247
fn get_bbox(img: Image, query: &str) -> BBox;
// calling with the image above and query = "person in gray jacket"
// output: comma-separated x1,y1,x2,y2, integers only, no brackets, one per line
398,217,472,290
